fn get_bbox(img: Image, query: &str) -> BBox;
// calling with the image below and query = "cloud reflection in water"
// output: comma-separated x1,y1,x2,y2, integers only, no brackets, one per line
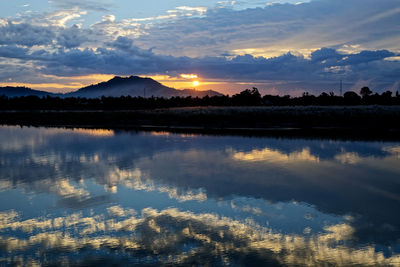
0,207,399,266
0,126,399,266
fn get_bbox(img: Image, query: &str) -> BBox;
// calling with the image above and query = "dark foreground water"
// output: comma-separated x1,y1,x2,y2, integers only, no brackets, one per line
0,126,399,266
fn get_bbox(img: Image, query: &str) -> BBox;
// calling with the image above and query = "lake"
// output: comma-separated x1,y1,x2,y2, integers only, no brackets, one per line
0,125,399,266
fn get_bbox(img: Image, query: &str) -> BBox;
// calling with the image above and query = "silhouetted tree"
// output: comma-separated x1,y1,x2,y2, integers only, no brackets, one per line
318,92,331,105
344,91,359,98
360,87,372,98
232,87,262,105
344,91,361,105
295,92,317,105
379,90,393,105
2,87,400,109
381,90,392,98
319,92,329,98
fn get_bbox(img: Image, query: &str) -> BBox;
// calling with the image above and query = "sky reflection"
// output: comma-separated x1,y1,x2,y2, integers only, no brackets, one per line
0,126,399,266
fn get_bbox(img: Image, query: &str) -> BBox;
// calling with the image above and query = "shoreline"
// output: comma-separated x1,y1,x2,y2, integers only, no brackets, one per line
1,106,400,140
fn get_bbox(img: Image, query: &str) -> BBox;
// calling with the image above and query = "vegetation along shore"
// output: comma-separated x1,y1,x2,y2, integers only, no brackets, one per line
1,87,400,140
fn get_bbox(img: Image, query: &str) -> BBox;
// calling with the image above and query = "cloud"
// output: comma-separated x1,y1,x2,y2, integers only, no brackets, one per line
342,50,395,66
134,0,400,58
232,147,320,163
310,48,341,62
49,0,113,12
0,45,30,59
56,24,90,48
0,0,400,93
0,208,398,266
0,21,56,46
39,9,88,27
1,40,399,93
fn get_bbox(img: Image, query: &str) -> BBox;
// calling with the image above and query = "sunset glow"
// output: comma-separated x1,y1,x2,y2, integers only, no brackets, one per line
0,0,399,94
1,1,400,266
180,74,198,79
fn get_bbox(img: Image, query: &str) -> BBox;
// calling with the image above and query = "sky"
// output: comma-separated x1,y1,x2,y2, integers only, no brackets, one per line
0,0,399,95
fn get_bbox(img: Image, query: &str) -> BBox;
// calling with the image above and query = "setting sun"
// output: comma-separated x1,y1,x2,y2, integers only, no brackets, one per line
193,81,200,87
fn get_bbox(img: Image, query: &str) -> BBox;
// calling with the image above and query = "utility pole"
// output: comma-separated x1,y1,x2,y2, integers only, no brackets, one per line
144,87,146,98
340,80,343,97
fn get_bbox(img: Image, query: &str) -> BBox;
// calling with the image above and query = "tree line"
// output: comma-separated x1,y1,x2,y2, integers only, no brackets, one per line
0,87,399,110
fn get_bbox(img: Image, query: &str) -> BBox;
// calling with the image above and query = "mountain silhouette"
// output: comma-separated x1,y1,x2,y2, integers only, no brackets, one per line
0,76,222,98
0,86,56,97
67,76,222,98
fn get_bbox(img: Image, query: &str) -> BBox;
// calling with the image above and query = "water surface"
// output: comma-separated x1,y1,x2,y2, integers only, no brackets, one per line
0,126,399,266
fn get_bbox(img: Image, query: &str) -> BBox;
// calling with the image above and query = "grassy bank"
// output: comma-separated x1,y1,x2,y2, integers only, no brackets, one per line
1,106,400,140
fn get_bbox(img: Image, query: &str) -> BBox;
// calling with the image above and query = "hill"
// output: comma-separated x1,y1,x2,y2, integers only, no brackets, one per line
0,76,222,98
0,86,56,97
67,76,222,98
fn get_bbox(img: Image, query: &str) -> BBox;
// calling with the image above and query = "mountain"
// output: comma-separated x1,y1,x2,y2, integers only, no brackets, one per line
0,86,56,97
66,76,222,98
0,76,223,98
